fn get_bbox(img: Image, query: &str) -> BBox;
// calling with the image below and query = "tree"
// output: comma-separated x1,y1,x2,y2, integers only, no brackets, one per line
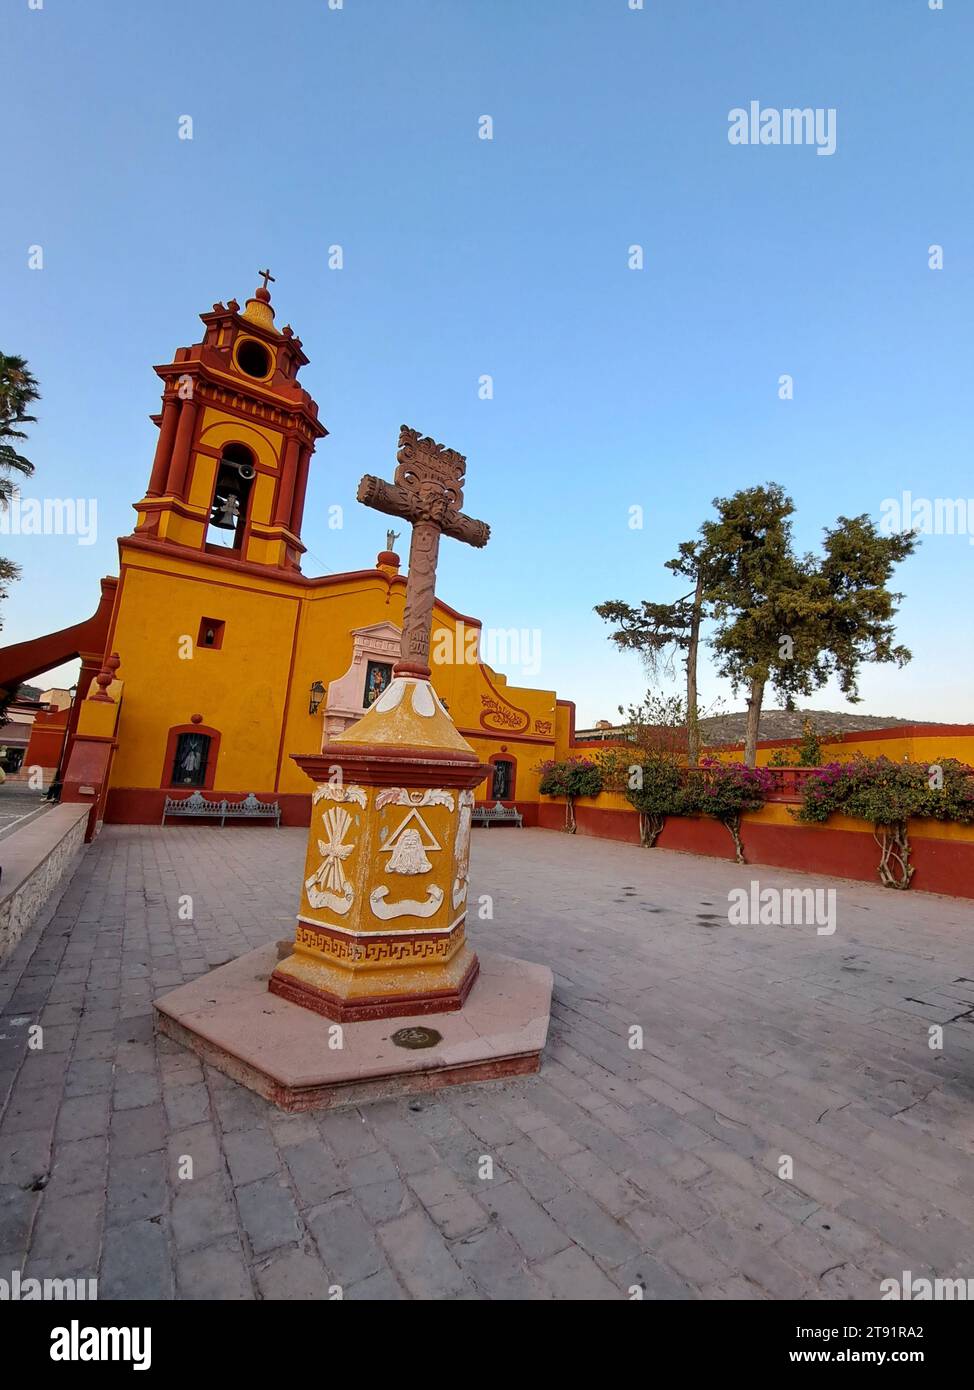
596,539,716,764
810,514,917,699
701,484,800,767
0,354,40,619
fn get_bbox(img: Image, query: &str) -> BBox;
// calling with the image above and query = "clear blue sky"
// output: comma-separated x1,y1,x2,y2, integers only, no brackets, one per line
3,0,971,725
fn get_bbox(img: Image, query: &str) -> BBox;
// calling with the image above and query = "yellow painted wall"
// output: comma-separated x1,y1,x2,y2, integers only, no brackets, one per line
108,544,561,798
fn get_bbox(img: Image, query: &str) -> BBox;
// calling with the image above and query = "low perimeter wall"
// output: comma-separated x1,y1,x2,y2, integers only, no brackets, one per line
0,804,90,965
537,795,974,899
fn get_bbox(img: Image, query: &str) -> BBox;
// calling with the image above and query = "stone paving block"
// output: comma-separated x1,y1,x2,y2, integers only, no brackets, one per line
283,1138,347,1207
344,1267,407,1300
0,1184,38,1251
1,1082,60,1133
449,1223,544,1299
484,1179,573,1261
100,1218,172,1300
235,1176,302,1255
107,1152,168,1227
30,1191,104,1267
171,1172,237,1251
114,1071,162,1112
355,1176,413,1224
612,1252,697,1300
167,1123,223,1182
307,1193,385,1286
376,1208,473,1300
542,1189,642,1268
532,1243,622,1300
424,1191,490,1240
495,1138,573,1204
110,1103,167,1158
164,1081,211,1130
343,1147,399,1189
46,1136,108,1200
177,1240,254,1300
318,1108,380,1160
254,1247,333,1300
0,1128,50,1188
224,1127,281,1188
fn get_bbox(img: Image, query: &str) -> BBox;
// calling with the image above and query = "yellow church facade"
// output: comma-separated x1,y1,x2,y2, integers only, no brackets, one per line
50,279,573,829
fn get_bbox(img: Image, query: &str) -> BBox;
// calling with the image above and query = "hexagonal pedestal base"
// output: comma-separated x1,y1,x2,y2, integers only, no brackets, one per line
153,944,552,1112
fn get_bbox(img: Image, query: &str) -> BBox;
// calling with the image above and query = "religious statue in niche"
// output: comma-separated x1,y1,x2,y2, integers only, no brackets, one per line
363,660,393,707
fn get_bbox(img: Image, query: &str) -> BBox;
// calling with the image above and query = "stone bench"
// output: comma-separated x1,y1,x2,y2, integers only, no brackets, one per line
472,803,523,828
162,792,280,827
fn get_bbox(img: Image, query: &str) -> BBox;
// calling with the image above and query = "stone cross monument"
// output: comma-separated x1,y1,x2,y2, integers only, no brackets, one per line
268,426,494,1022
358,426,489,677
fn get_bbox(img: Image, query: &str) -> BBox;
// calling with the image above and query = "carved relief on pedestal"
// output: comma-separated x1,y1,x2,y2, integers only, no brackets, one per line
452,789,474,910
305,805,357,915
321,621,401,741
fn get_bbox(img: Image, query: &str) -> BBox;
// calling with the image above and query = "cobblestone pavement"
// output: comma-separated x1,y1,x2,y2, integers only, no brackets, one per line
2,825,973,1300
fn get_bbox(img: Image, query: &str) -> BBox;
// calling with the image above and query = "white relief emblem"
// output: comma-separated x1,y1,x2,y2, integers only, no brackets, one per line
305,806,356,915
380,808,441,874
369,885,444,920
452,790,474,909
312,784,367,808
375,787,455,811
387,828,431,874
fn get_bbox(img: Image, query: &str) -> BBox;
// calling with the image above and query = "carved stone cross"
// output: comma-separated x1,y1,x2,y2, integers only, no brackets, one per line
358,425,490,679
257,267,275,290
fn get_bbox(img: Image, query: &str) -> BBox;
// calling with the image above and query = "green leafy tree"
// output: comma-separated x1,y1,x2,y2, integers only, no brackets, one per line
0,354,40,619
596,540,718,764
700,484,802,769
703,490,917,767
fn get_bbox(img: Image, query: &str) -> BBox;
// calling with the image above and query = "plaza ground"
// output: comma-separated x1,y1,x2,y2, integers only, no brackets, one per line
1,824,973,1300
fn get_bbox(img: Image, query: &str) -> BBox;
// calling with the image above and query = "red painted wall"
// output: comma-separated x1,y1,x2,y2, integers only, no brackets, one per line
539,800,974,899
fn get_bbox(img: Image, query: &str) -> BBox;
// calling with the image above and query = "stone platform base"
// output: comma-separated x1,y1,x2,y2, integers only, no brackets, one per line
153,945,552,1112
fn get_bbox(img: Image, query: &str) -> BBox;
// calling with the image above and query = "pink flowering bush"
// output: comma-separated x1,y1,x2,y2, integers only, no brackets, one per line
535,757,603,834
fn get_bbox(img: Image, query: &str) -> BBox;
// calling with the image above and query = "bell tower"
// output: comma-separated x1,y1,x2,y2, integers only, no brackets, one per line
133,273,327,571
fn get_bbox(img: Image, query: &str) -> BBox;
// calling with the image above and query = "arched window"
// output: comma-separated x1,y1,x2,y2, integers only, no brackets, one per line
489,756,516,802
171,732,210,787
208,443,256,550
161,723,221,790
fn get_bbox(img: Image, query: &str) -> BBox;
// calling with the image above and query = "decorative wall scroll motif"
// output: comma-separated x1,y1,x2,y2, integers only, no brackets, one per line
369,884,444,919
305,806,356,915
375,787,455,811
480,693,530,734
534,718,553,735
312,783,367,808
452,789,474,910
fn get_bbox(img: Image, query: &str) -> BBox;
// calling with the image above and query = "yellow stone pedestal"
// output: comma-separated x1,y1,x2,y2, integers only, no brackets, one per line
269,675,490,1022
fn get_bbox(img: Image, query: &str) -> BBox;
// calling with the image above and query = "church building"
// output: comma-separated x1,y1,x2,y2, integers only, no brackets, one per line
0,279,574,831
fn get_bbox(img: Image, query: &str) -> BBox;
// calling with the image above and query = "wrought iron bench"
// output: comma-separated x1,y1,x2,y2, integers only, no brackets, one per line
223,793,281,827
162,791,280,827
472,803,523,828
